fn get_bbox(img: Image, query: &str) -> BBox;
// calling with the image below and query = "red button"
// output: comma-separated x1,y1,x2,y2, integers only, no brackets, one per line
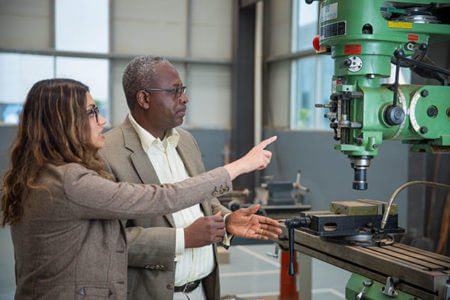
313,36,320,51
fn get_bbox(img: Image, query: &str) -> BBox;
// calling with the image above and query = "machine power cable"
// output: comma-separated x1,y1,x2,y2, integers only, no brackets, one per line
381,181,450,230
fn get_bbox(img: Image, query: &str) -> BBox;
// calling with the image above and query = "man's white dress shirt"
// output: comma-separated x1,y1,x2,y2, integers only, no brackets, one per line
129,114,214,287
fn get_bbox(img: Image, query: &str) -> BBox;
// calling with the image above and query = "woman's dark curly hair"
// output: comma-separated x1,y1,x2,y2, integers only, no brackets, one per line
1,78,109,226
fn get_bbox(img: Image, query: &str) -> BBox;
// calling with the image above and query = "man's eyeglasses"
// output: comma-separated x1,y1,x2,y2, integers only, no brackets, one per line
87,105,100,122
143,86,187,99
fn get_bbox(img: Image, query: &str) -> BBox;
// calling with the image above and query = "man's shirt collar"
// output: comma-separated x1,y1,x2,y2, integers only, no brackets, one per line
128,113,180,153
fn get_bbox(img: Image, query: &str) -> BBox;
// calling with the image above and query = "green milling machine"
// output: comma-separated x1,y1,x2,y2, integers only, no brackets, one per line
313,0,450,191
283,0,450,299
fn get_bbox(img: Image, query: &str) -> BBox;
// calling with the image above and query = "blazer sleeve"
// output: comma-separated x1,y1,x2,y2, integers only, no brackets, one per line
126,225,176,269
99,152,115,182
211,198,231,216
188,132,231,217
63,163,232,220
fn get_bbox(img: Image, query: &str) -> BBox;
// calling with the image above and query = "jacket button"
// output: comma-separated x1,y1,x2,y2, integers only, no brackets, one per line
75,288,86,296
167,283,174,290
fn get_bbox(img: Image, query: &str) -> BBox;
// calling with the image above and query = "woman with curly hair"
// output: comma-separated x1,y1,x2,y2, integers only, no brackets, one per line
1,78,276,299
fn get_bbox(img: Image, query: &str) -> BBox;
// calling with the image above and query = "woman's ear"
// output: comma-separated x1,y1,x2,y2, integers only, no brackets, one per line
136,90,150,109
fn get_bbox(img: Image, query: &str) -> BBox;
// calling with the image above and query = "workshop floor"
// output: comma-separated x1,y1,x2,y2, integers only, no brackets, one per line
219,244,350,300
0,228,351,300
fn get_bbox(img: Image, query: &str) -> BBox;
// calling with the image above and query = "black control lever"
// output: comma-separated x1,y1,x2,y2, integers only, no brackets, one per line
384,49,406,126
284,216,311,276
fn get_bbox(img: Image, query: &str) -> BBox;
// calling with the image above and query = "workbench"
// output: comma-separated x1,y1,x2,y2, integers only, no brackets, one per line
277,224,450,300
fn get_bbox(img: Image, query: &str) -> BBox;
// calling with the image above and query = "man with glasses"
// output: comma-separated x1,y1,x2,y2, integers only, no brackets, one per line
98,56,281,300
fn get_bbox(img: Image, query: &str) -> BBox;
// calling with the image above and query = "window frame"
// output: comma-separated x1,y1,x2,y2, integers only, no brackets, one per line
289,0,331,131
0,0,112,125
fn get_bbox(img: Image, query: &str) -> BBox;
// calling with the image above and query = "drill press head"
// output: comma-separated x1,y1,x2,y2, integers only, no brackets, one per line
310,0,450,190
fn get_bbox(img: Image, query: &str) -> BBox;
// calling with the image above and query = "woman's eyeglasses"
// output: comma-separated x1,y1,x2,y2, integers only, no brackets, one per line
87,105,99,122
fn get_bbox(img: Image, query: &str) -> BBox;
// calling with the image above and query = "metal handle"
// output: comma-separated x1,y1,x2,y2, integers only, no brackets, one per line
284,217,303,277
355,280,373,300
288,225,295,276
381,277,399,297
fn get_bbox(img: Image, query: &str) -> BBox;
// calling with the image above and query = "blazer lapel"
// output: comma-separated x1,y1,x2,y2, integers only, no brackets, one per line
177,134,212,216
122,118,176,227
122,120,158,184
177,140,197,178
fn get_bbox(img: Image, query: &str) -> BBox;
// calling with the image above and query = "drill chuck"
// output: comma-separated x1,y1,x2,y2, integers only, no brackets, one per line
350,156,373,190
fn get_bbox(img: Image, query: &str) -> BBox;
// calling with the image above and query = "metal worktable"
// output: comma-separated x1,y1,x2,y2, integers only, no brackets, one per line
277,224,449,300
261,204,311,219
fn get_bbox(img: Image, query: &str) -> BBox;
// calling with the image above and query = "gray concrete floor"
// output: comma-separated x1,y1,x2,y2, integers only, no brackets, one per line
0,227,350,300
219,244,350,299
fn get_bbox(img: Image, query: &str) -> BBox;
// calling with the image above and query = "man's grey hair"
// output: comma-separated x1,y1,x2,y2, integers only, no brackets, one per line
122,55,174,110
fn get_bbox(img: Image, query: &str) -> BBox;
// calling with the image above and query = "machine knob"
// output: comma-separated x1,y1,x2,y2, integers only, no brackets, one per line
344,59,352,67
394,49,404,58
384,105,405,126
356,280,373,300
427,106,438,118
420,127,428,134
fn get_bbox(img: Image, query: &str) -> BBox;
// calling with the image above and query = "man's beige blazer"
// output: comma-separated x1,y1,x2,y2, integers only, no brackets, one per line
98,118,231,300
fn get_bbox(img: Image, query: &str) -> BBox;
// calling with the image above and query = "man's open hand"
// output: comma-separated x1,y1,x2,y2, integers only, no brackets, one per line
225,204,282,240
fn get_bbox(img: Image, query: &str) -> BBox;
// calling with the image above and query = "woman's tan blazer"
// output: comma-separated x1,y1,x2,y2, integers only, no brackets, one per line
10,162,231,299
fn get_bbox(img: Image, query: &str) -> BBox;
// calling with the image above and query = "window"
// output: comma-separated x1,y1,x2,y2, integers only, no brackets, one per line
290,55,334,130
55,0,110,121
55,0,109,53
56,57,109,120
292,0,318,52
290,0,331,130
0,54,53,124
0,0,109,125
